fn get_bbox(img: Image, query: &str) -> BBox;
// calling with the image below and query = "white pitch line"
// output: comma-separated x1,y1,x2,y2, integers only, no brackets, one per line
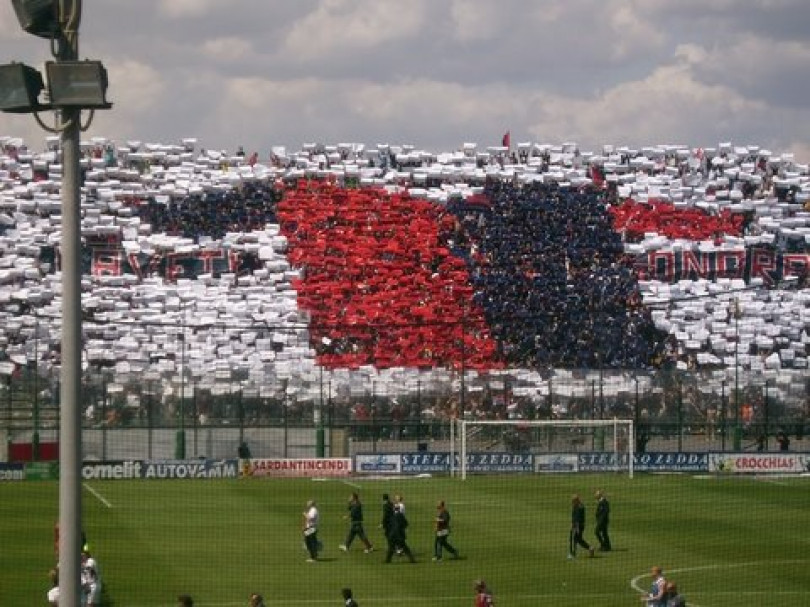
83,482,113,509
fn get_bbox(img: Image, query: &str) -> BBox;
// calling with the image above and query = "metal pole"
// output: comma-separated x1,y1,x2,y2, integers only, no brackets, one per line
416,377,422,442
720,380,727,452
147,380,153,459
101,371,107,460
733,299,742,450
175,325,186,459
316,365,324,457
238,380,245,446
58,5,84,602
283,386,288,459
32,310,40,460
328,379,333,458
459,316,466,417
677,376,683,452
764,380,770,450
5,376,11,429
371,380,377,453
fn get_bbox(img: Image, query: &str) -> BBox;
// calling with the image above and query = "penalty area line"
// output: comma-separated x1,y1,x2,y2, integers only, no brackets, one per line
83,482,113,509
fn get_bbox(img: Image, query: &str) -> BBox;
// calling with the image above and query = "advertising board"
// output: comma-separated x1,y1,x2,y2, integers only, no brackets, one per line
355,454,401,474
0,462,25,481
576,452,709,472
535,454,578,473
709,453,810,474
243,458,352,478
80,459,239,480
141,459,238,479
24,461,59,480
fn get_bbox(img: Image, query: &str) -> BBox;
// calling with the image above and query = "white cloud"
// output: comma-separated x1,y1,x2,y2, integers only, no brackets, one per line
202,37,254,63
677,36,810,106
282,0,428,61
449,0,506,43
105,60,166,114
608,2,666,61
0,3,21,39
157,0,222,19
525,61,768,148
84,60,167,143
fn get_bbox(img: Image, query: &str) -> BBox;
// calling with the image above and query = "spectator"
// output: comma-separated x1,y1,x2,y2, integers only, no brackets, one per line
776,431,790,451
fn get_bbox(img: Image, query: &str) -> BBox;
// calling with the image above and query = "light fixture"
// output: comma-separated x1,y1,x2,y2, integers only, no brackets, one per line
46,60,110,109
0,62,46,113
11,0,60,39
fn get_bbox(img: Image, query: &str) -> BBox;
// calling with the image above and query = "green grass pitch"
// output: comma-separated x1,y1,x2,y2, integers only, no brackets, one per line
1,474,808,606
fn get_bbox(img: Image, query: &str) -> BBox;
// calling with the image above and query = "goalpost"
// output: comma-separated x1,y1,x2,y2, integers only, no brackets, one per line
450,418,635,479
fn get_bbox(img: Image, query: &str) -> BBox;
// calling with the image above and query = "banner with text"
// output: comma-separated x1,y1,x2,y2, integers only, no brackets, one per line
243,458,352,478
398,452,533,474
355,454,402,474
709,453,810,474
80,459,238,480
0,462,25,481
577,452,709,472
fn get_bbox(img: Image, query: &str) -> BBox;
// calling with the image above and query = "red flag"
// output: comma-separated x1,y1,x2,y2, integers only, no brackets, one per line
502,131,511,149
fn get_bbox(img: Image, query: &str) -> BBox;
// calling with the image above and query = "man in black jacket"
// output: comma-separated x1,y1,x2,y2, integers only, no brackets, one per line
594,489,611,552
385,501,415,563
569,494,595,559
340,492,373,553
381,493,394,555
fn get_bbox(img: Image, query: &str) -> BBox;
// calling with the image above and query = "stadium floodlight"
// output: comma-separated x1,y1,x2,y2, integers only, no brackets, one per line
12,0,61,39
0,62,47,113
45,60,111,109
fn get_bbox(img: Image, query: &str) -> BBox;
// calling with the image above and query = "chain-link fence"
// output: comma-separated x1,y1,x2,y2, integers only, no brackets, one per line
2,314,808,460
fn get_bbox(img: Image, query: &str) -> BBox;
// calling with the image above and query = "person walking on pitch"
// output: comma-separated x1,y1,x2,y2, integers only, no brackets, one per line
433,500,459,561
568,494,595,558
594,489,611,552
340,492,374,554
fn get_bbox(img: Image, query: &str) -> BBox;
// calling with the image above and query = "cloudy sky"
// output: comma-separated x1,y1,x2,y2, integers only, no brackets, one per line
1,0,809,160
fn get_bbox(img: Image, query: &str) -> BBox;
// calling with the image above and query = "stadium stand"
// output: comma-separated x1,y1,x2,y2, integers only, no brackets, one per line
0,135,808,428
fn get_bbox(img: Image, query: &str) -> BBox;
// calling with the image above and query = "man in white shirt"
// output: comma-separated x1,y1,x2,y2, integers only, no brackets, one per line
302,499,320,562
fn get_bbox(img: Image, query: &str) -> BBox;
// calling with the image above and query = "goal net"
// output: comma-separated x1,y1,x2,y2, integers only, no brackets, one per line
450,418,635,479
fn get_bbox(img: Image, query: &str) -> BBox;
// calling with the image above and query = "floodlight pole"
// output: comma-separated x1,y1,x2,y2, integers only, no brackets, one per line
57,12,84,607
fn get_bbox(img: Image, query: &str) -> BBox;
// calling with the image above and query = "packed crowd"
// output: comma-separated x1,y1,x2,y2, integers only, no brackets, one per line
278,181,499,370
447,181,665,369
0,134,808,415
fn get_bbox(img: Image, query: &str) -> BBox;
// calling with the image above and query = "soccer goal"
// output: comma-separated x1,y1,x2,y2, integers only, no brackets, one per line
450,418,635,479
